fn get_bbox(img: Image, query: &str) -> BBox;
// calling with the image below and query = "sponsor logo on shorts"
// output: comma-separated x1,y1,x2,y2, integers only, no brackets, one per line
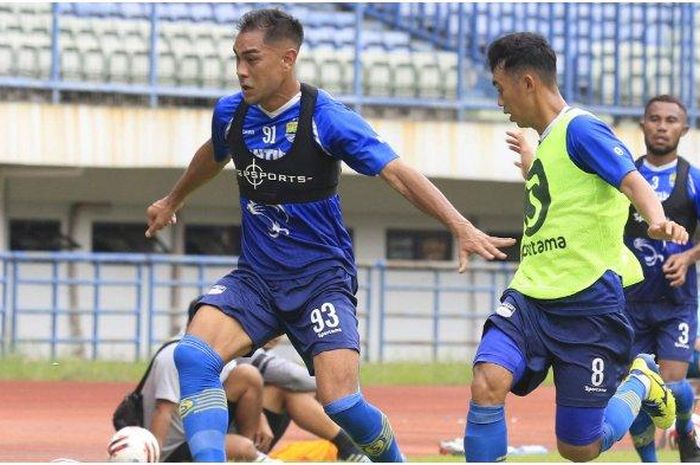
318,328,342,338
584,385,608,393
675,342,690,350
495,302,516,318
207,285,227,295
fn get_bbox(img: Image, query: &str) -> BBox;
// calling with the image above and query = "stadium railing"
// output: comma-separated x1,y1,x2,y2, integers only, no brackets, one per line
0,3,698,122
0,251,516,362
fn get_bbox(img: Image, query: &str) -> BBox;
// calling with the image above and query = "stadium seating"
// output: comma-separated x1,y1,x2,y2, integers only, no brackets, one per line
0,2,694,111
0,3,461,99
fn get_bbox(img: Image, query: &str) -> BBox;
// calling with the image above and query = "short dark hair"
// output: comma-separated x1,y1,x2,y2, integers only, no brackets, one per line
487,32,557,85
644,94,688,120
237,8,304,49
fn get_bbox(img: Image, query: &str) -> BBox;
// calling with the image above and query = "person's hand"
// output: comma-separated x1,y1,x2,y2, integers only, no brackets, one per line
506,130,535,180
145,197,182,238
454,221,516,272
663,252,692,287
647,221,688,245
254,414,274,453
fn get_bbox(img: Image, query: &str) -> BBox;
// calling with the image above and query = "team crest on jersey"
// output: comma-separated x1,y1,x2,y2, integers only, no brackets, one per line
285,120,298,143
495,302,517,318
207,285,227,295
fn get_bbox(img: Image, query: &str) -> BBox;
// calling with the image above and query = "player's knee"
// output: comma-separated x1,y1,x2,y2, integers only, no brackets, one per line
557,441,599,462
173,334,223,379
471,363,510,405
316,373,358,405
236,364,264,390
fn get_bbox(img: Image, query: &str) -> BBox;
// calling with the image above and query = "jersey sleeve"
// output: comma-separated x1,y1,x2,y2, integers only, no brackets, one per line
151,349,180,404
211,94,242,163
313,94,398,176
565,115,636,188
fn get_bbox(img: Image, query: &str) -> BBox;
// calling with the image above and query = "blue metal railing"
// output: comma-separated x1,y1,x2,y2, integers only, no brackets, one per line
375,261,514,362
0,3,697,122
0,252,517,362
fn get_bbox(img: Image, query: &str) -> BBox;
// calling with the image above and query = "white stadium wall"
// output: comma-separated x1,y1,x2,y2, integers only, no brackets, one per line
1,102,693,361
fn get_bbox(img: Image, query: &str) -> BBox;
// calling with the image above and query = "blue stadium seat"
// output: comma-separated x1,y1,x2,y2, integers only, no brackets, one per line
189,3,214,23
382,31,410,51
56,3,75,16
159,3,190,22
331,28,354,49
119,3,148,20
212,4,239,25
74,3,119,18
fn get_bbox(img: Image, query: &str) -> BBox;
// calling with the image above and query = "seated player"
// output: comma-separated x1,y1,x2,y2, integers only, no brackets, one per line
236,336,369,461
139,324,274,461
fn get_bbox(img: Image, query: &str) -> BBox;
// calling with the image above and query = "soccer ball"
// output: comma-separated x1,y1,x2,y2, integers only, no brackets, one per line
107,427,160,462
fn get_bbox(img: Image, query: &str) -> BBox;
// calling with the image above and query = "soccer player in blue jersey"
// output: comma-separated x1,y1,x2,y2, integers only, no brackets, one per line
623,95,700,462
465,32,689,462
144,9,515,463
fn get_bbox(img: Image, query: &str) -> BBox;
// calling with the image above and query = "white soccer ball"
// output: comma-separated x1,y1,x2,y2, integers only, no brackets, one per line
107,427,160,463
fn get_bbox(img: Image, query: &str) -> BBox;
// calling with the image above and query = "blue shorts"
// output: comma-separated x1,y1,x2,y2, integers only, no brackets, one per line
198,266,360,374
624,301,698,363
476,289,634,408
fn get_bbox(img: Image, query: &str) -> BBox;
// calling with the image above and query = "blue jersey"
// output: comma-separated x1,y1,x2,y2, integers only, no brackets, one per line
624,159,700,303
536,112,637,314
211,89,398,278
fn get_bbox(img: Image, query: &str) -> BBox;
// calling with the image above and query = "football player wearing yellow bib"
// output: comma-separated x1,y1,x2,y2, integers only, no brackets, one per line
464,32,689,462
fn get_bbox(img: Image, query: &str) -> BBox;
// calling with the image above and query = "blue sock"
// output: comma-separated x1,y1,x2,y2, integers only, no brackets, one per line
630,412,657,462
600,375,646,452
174,334,228,462
464,401,507,462
668,380,695,434
324,392,403,462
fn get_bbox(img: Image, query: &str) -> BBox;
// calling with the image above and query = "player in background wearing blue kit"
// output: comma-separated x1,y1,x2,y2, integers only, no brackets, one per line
624,95,700,462
145,9,515,463
465,32,689,463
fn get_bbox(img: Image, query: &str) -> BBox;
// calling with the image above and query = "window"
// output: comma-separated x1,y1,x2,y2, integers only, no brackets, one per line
386,229,453,261
185,224,241,256
10,220,68,251
92,222,159,253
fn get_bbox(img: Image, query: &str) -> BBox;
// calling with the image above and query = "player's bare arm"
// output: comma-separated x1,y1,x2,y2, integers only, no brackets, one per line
505,130,534,180
663,242,700,287
150,399,177,449
620,170,689,244
379,158,516,271
145,139,229,238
